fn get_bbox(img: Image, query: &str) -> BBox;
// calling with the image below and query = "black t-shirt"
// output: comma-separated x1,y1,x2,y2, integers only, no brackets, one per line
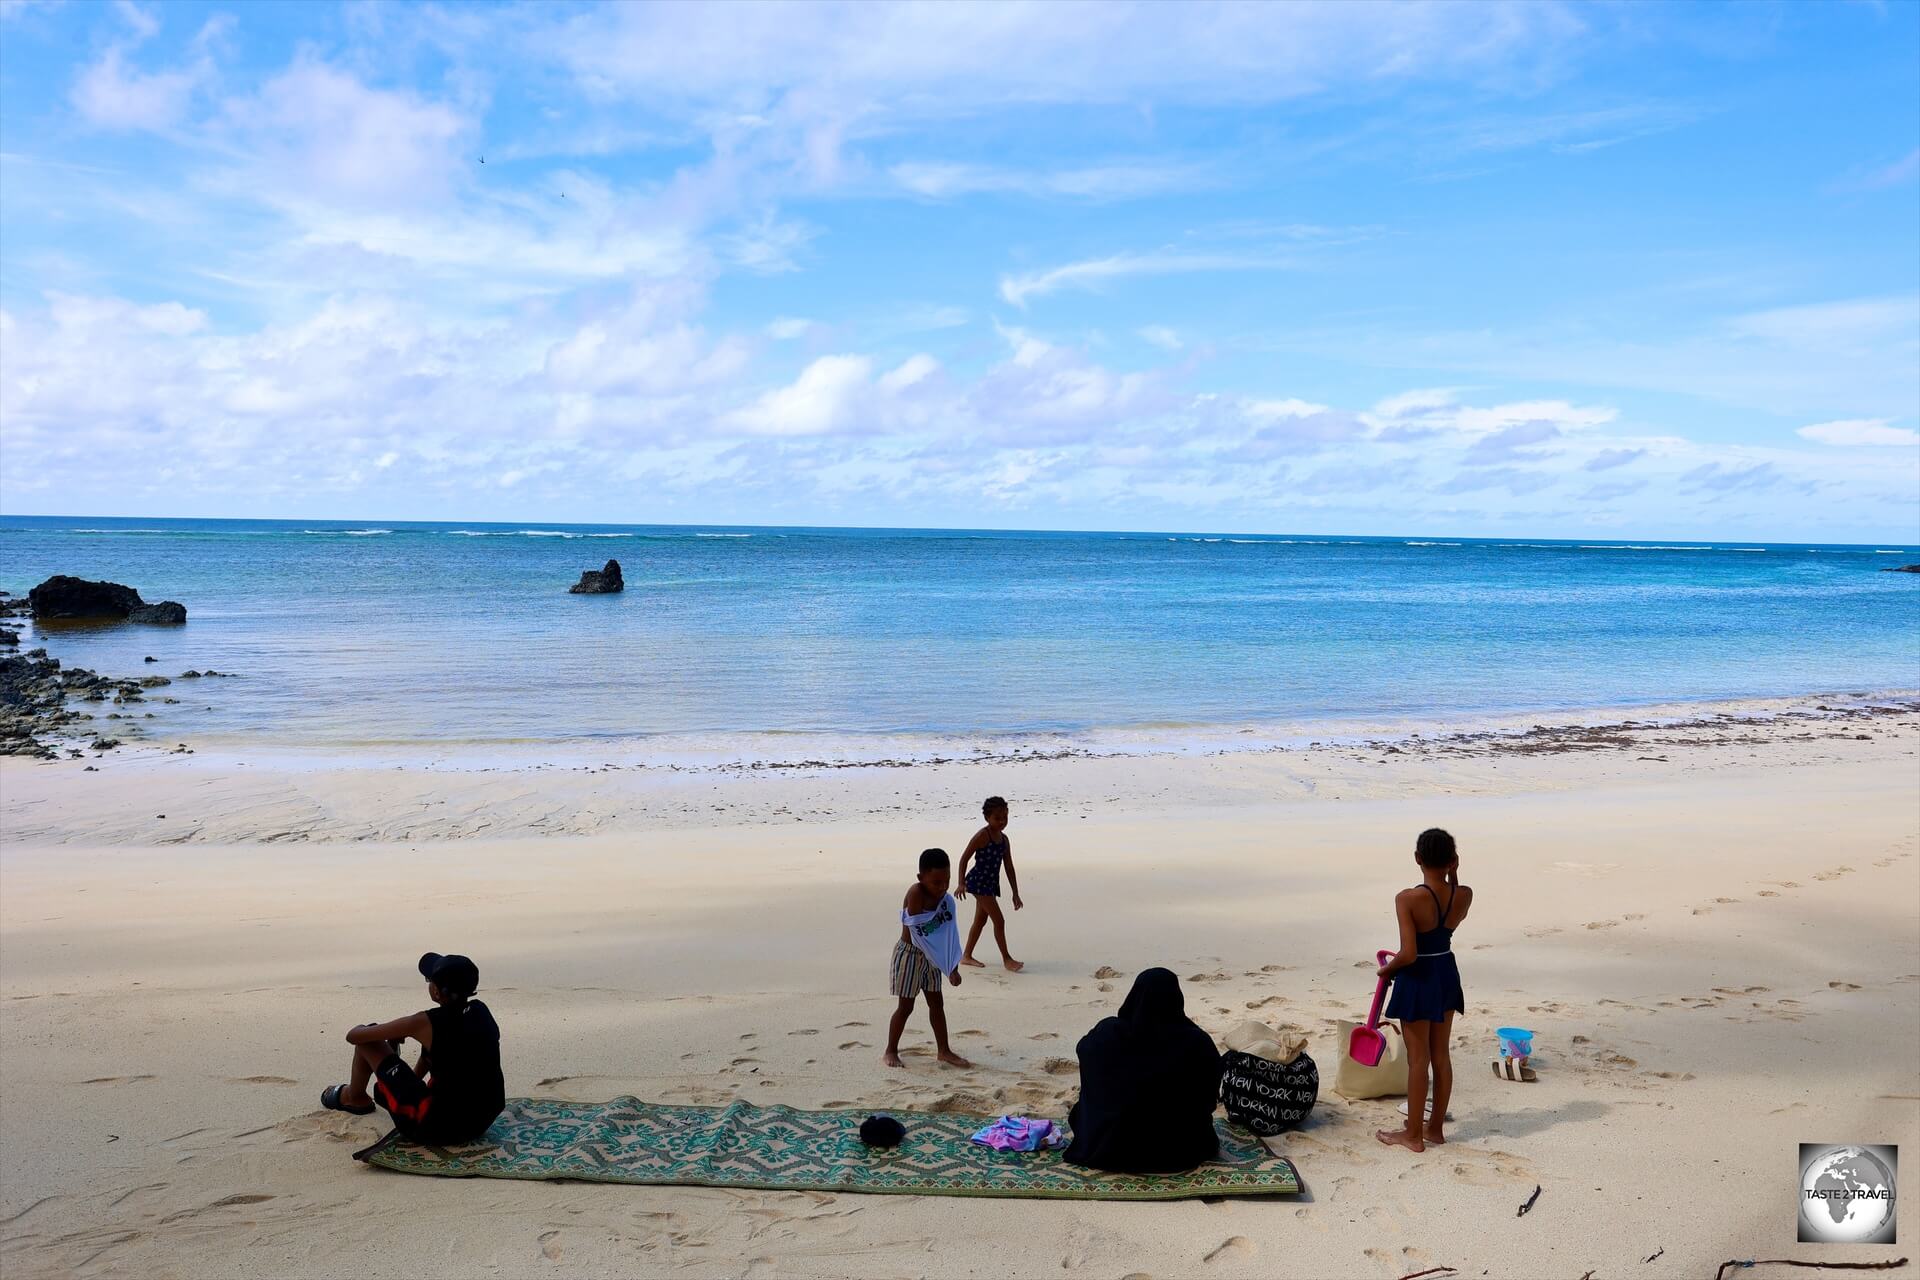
426,999,505,1140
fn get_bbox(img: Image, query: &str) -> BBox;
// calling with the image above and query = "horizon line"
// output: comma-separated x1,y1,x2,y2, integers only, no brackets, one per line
0,511,1914,550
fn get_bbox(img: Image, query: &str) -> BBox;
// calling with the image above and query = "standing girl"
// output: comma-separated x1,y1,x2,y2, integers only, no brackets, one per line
956,796,1024,972
1376,827,1471,1152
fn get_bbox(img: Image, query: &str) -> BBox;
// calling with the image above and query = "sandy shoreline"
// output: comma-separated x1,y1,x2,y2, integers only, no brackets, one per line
2,716,1917,1278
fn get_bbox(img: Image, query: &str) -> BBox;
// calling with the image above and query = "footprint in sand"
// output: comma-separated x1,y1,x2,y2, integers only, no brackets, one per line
231,1076,297,1085
1829,981,1862,990
1188,972,1230,983
1041,1058,1078,1076
838,1041,869,1051
81,1075,156,1084
1757,890,1779,898
1813,866,1855,881
787,1029,819,1036
538,1229,563,1262
1245,995,1287,1009
1583,920,1619,930
1093,966,1122,979
1203,1237,1254,1264
1028,1032,1060,1041
837,1021,869,1029
956,1029,987,1038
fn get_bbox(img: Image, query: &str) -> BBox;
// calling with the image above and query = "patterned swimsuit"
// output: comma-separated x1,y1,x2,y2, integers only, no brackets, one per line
965,834,1007,897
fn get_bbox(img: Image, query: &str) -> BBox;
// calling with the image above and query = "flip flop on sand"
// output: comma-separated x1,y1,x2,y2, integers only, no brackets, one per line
321,1084,376,1115
1492,1057,1538,1083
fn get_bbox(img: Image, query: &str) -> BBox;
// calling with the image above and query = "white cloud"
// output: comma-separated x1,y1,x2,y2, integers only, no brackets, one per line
541,2,1581,111
1000,249,1294,308
70,46,201,130
219,61,471,206
890,159,1210,200
726,354,875,437
1138,324,1183,351
766,316,816,340
1797,418,1920,447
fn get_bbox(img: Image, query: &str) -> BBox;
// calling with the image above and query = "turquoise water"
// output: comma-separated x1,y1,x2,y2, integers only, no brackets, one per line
3,516,1916,756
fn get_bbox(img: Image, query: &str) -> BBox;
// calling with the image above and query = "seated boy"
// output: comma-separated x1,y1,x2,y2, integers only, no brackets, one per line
321,952,505,1144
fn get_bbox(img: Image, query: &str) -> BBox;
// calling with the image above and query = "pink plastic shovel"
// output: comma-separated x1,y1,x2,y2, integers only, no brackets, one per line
1347,949,1399,1066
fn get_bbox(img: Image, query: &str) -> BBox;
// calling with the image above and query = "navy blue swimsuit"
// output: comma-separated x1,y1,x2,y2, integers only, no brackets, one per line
1385,883,1466,1023
965,834,1007,897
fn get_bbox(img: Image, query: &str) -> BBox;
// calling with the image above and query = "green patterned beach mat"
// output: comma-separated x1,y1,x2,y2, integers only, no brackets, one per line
361,1097,1301,1200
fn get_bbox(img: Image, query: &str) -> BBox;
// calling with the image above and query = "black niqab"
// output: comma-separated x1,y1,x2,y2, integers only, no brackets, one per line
1063,968,1224,1174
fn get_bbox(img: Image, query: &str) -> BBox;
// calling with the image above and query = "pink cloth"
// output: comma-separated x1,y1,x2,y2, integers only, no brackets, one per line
969,1115,1065,1152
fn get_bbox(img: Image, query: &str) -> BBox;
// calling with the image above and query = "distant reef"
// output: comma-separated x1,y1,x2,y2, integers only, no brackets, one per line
28,576,187,624
569,559,625,594
1884,564,1920,574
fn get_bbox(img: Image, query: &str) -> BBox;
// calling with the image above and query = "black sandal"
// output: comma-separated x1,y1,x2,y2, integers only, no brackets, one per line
321,1083,376,1115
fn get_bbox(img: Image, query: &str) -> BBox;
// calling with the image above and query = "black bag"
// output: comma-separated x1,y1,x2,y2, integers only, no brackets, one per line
1220,1049,1318,1135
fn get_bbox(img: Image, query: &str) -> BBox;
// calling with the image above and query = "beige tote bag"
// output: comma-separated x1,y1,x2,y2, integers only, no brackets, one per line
1332,1021,1409,1099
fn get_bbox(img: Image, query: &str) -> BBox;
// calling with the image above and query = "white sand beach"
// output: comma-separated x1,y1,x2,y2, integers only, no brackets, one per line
3,703,1917,1279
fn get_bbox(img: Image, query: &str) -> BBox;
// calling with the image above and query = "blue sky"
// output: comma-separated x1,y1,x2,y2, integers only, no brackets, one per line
1,0,1916,540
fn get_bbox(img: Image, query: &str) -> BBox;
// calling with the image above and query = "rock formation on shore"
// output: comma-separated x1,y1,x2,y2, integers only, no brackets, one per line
1884,564,1920,573
0,649,160,758
569,559,625,594
28,576,188,623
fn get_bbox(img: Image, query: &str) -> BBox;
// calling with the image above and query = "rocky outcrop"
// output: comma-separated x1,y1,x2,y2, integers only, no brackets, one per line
129,601,187,624
569,559,625,594
28,576,187,623
1883,564,1920,574
0,648,182,757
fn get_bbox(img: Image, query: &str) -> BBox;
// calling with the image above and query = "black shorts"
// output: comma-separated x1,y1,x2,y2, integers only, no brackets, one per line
372,1054,436,1138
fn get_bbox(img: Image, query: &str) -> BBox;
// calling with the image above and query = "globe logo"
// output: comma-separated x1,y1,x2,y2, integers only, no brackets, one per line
1799,1144,1898,1244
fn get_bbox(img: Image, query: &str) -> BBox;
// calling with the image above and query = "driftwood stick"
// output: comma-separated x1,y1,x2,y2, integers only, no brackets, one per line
1517,1184,1542,1217
1714,1259,1909,1280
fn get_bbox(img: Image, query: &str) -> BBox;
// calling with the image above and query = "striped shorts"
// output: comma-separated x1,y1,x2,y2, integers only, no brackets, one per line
889,938,940,997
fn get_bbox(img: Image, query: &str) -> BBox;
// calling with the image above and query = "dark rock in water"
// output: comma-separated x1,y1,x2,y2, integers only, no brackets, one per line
1883,564,1920,573
0,626,17,647
180,670,202,678
569,559,625,594
28,576,187,623
144,655,158,663
29,576,143,619
90,737,121,751
129,601,187,624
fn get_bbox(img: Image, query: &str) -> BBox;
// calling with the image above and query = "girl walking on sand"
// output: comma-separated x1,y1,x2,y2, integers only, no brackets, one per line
956,796,1024,971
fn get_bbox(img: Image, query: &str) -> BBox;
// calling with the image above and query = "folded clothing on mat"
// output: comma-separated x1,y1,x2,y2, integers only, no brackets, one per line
970,1115,1065,1152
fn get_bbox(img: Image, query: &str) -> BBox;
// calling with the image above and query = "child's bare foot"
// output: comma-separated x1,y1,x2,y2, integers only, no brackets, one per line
937,1050,972,1068
882,1050,904,1068
1376,1128,1425,1152
1003,958,1025,972
1423,1126,1447,1145
960,955,986,968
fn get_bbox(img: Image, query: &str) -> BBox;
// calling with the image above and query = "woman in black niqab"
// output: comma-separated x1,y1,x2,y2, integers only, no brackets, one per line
1063,967,1224,1173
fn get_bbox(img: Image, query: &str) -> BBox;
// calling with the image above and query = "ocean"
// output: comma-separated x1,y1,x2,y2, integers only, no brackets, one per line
3,516,1916,761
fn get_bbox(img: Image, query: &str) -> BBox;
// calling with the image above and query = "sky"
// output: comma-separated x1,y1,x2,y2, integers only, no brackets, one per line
0,0,1916,541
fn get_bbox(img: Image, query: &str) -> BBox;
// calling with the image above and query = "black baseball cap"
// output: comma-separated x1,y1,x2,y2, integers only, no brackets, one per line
418,952,480,995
